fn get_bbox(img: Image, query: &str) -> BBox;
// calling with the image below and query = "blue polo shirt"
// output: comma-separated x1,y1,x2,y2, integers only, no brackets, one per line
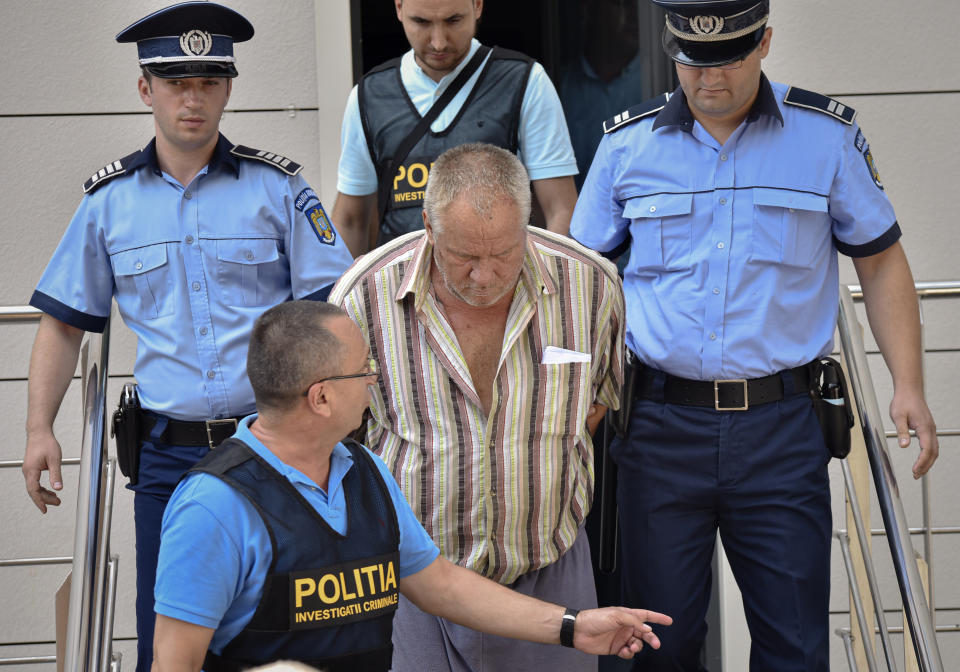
571,75,899,380
154,416,440,654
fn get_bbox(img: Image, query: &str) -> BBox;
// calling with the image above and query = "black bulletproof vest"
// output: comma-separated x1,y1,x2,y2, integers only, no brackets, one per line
192,438,401,672
359,46,533,246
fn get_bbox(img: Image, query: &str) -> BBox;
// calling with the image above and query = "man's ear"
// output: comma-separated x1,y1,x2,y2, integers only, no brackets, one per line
137,76,153,107
307,382,334,418
757,26,773,59
423,210,435,246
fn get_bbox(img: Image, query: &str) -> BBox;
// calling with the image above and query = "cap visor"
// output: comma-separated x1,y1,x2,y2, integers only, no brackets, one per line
662,27,764,67
144,61,238,78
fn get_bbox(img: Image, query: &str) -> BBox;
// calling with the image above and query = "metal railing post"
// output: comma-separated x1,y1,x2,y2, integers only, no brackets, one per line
837,286,944,671
63,324,111,672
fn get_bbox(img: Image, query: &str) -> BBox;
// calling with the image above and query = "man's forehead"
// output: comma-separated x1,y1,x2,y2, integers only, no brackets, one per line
401,0,475,18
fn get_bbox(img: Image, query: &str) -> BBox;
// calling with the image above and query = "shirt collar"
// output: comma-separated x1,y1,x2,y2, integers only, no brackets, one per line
395,228,558,310
652,72,783,132
234,414,354,489
126,133,240,178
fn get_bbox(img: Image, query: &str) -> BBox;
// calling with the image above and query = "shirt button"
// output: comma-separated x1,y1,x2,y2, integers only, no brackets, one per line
649,205,657,213
720,154,728,161
245,251,254,261
713,287,720,295
192,281,201,291
717,242,725,249
709,332,717,340
206,370,216,379
184,191,193,200
719,197,727,205
185,235,194,244
199,326,208,335
134,261,143,270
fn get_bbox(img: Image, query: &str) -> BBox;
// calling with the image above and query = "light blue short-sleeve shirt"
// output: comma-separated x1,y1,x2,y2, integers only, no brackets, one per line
571,76,899,380
31,136,354,420
154,416,440,654
337,39,577,195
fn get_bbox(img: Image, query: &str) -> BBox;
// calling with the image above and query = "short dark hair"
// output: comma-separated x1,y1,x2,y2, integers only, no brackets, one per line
140,67,153,85
247,301,348,412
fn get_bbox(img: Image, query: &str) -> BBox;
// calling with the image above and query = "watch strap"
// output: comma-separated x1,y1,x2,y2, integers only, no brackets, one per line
560,607,579,648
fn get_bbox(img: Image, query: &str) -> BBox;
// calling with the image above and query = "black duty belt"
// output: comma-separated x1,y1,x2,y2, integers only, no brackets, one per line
633,361,816,411
139,412,242,449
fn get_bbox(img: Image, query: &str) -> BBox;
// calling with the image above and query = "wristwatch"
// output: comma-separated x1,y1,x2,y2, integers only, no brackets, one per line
560,607,579,648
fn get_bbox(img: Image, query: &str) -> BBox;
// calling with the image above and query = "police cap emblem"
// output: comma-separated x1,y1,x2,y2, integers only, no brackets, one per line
180,29,213,57
690,16,724,35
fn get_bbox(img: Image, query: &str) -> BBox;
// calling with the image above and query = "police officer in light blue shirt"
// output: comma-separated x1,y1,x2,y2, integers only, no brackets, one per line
570,1,939,669
21,4,352,671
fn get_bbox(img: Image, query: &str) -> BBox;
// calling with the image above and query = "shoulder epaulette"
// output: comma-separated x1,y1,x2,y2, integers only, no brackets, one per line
783,87,856,125
603,94,670,134
230,145,303,176
82,150,142,194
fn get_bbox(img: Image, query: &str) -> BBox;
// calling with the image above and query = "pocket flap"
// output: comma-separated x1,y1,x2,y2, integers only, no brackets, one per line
623,193,694,219
752,188,828,213
216,238,280,265
110,244,168,277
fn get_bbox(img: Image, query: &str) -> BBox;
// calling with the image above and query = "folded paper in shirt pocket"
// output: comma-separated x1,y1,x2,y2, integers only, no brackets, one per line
541,346,592,365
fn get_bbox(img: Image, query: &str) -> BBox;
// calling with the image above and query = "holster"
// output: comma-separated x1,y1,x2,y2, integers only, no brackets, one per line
809,357,855,459
111,383,142,485
611,351,640,439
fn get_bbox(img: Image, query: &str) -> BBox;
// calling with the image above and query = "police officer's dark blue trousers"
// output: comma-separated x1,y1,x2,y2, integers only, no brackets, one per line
128,417,210,672
613,374,832,671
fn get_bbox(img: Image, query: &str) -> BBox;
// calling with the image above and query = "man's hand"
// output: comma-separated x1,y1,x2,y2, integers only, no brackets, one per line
853,243,938,479
23,429,64,513
890,389,938,479
23,313,85,512
573,607,672,658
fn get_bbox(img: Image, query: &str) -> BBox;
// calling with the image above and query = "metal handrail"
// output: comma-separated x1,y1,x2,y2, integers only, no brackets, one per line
847,279,960,299
0,305,118,668
64,326,113,671
837,285,944,670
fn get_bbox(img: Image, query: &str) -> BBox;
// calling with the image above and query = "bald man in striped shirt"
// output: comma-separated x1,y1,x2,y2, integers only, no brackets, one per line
330,142,625,672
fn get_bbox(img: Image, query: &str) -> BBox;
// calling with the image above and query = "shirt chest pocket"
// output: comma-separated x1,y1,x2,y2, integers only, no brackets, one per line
216,239,282,307
109,244,175,320
623,193,693,272
750,189,831,269
535,361,591,438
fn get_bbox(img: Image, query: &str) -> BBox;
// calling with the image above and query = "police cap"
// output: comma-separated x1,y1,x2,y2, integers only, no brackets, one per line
116,1,254,79
650,0,769,68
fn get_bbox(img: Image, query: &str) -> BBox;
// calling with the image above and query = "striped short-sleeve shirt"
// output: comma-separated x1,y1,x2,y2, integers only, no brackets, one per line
330,228,624,583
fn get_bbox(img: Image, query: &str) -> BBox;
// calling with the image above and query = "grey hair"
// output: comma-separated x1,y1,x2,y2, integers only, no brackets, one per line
423,143,532,234
246,301,348,412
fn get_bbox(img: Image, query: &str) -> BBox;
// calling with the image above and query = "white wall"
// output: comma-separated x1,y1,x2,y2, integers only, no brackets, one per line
0,1,956,670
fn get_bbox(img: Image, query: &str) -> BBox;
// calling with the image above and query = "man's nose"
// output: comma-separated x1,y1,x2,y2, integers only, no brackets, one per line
429,25,448,51
469,262,494,284
183,82,202,104
699,67,724,84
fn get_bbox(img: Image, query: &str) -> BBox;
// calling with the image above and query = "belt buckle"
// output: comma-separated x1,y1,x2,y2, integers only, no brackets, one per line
205,418,238,449
714,379,748,411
